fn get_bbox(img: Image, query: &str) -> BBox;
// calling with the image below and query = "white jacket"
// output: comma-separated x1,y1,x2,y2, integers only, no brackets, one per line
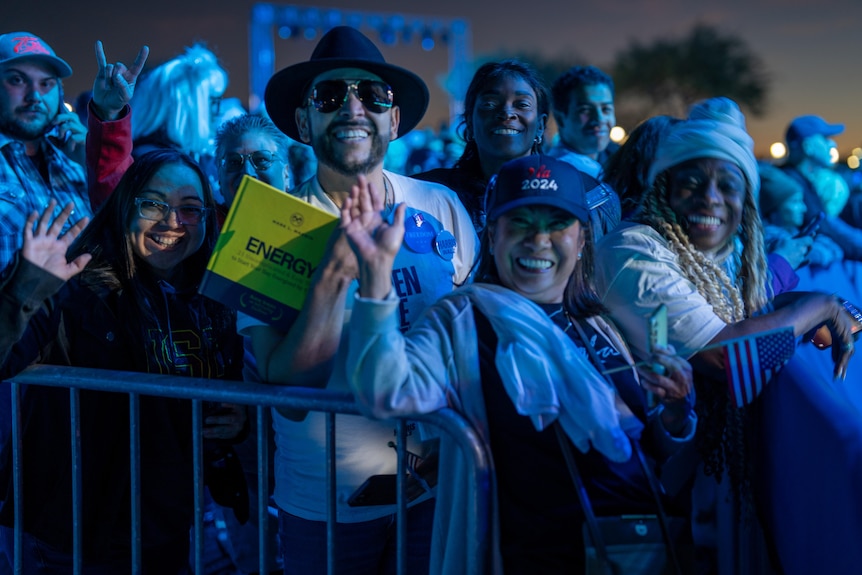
347,283,696,574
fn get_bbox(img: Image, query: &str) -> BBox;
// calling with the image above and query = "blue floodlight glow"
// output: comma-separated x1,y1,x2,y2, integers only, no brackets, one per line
421,31,435,51
325,10,342,26
252,4,275,22
380,26,397,45
346,13,363,29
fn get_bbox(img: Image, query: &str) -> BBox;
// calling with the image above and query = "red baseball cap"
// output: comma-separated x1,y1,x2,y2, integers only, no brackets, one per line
0,32,72,78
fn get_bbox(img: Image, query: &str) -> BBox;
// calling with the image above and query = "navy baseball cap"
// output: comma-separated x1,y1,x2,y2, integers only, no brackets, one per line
0,32,72,78
486,154,589,223
786,115,844,144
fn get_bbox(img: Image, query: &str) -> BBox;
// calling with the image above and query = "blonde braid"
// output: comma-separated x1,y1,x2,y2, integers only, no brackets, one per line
737,192,770,309
640,174,746,322
638,173,756,507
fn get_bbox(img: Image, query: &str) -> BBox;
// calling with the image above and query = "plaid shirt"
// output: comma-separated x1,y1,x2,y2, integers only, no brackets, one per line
0,133,92,276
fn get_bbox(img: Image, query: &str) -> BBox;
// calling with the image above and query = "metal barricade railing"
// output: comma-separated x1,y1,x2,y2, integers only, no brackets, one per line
4,364,491,575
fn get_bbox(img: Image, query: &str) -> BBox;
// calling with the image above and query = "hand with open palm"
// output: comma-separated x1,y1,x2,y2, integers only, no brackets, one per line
21,200,91,281
339,175,405,300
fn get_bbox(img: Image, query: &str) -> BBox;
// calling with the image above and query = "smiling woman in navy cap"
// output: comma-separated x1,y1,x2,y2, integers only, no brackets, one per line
339,154,696,574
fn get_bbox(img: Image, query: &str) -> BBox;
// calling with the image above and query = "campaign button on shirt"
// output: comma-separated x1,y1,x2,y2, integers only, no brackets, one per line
434,230,457,261
403,210,436,254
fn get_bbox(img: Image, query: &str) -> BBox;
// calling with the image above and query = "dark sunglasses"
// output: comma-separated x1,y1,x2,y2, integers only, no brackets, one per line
221,150,279,173
308,79,394,114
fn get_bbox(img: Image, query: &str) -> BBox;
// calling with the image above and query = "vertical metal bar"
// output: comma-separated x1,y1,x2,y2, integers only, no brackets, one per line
69,387,82,575
453,413,491,575
326,411,336,575
192,399,204,575
11,383,22,575
395,419,407,575
129,393,142,575
256,405,270,575
248,4,276,113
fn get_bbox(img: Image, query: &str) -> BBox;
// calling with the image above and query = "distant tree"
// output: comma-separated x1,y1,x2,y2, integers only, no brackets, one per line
611,24,770,128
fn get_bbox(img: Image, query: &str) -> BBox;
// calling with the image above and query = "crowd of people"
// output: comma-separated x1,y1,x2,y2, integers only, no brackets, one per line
0,24,859,575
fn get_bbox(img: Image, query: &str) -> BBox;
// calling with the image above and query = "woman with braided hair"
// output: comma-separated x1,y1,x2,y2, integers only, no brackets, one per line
593,97,857,573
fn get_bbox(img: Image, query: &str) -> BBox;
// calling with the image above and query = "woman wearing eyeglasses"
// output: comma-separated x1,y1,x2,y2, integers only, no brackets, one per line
0,149,247,574
215,114,292,205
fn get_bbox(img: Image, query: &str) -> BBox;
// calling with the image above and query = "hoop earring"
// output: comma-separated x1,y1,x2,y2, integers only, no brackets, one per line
532,134,543,153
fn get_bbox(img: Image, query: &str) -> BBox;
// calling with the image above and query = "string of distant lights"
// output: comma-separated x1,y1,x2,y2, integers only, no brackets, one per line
244,5,858,168
769,141,851,166
271,7,449,51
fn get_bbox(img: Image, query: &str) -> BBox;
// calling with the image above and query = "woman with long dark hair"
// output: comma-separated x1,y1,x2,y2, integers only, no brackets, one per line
0,149,246,574
414,59,549,232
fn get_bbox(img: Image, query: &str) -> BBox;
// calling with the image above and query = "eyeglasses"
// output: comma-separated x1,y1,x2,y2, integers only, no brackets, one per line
308,79,394,114
221,150,279,173
135,198,208,226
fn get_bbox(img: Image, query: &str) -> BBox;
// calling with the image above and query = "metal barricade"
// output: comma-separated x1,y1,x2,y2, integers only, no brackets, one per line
4,364,491,575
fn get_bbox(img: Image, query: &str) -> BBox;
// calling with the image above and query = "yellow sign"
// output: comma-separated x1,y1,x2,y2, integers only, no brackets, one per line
199,175,339,329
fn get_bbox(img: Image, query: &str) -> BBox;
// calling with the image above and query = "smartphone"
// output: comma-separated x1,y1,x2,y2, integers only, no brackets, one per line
795,211,826,239
347,474,429,507
645,305,669,398
202,401,234,427
647,304,668,354
47,82,72,145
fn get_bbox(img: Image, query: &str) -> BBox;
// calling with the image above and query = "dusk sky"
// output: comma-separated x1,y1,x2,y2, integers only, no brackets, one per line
8,0,862,158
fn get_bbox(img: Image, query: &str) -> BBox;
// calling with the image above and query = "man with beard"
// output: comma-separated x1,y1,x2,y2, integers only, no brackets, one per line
241,26,476,575
0,32,92,274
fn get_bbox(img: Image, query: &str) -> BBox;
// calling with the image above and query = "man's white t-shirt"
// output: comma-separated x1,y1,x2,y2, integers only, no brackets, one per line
238,170,477,522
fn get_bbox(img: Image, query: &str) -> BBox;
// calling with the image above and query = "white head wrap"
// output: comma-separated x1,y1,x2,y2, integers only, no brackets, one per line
648,97,759,196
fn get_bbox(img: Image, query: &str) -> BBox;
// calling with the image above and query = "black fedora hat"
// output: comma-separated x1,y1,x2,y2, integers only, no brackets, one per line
265,26,429,142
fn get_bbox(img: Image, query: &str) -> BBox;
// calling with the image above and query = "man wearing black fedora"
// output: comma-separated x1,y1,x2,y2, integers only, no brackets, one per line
239,26,476,574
